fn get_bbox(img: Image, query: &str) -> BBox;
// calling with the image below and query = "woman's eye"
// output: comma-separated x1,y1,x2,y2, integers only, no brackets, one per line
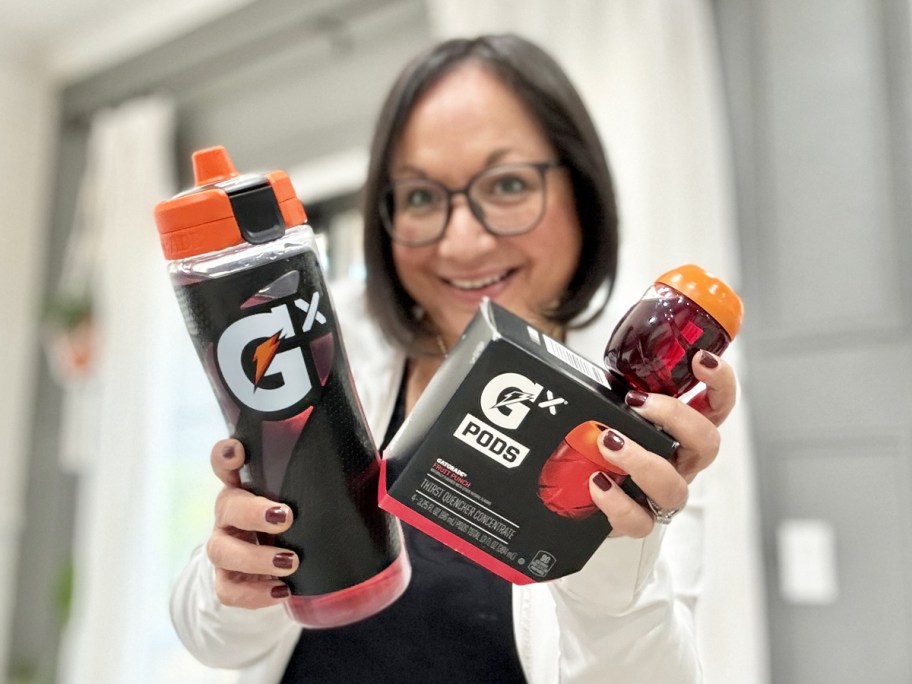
492,176,527,194
404,187,436,209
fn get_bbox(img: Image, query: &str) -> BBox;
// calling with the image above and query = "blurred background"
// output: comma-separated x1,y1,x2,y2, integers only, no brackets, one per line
1,0,910,682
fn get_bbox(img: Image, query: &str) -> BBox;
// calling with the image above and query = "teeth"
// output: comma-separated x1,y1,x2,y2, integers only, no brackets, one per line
448,272,509,290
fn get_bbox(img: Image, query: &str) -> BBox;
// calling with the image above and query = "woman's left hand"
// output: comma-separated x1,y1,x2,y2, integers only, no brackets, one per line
588,350,737,537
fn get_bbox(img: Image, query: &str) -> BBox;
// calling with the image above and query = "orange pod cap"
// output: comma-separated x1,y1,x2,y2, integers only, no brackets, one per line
655,264,743,340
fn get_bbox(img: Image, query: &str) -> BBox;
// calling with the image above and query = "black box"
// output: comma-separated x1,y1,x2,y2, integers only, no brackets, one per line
379,299,678,584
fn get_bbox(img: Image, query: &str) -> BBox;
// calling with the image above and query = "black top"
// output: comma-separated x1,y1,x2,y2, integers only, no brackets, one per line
279,371,527,683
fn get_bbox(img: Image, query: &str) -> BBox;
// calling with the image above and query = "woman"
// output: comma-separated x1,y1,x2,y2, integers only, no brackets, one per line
171,35,736,683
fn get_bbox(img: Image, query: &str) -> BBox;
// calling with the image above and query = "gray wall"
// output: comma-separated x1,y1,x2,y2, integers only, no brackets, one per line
715,1,912,682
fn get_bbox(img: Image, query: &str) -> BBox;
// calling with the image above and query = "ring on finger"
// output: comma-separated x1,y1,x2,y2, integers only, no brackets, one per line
646,497,682,525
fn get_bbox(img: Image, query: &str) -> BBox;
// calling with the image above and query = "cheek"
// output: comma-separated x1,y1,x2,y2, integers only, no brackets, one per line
392,246,431,301
539,238,581,297
538,197,583,287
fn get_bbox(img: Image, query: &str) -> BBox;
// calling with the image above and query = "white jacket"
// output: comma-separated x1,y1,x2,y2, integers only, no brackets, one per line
170,280,704,683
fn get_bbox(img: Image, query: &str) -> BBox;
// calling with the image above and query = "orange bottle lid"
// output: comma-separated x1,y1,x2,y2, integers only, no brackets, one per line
655,264,743,340
154,146,307,260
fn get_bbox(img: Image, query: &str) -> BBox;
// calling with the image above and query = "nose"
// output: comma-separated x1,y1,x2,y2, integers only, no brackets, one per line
436,194,498,260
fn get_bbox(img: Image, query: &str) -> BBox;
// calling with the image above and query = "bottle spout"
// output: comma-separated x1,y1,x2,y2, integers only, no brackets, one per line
192,146,239,186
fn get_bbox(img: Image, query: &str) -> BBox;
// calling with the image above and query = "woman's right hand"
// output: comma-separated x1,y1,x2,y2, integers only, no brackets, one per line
207,438,299,609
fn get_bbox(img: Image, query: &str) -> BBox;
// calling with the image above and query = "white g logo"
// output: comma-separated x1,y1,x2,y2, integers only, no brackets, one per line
217,303,312,412
480,372,543,430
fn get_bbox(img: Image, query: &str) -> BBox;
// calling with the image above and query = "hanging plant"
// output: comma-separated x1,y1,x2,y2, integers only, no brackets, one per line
42,294,96,382
44,294,93,331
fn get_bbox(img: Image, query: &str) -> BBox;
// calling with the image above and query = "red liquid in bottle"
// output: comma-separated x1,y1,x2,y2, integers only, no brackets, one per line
605,285,730,397
605,265,742,398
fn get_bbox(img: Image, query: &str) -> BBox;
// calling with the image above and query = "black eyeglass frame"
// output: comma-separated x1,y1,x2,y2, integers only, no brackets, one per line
379,160,563,247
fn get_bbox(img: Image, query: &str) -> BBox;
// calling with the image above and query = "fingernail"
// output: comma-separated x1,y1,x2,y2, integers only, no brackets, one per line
601,430,625,451
265,506,288,525
221,443,236,459
699,350,719,369
593,472,613,491
273,552,295,570
625,390,648,408
271,584,291,599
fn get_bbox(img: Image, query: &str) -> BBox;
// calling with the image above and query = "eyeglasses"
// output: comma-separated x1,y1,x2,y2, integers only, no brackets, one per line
379,161,562,246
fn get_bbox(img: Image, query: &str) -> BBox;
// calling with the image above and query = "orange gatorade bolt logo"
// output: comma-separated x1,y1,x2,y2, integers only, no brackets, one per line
216,292,325,413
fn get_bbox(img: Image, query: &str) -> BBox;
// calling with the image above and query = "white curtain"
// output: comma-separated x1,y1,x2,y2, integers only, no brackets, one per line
56,96,234,684
427,2,769,683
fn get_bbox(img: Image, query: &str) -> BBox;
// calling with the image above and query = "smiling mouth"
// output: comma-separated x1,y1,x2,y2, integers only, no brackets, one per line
444,270,514,291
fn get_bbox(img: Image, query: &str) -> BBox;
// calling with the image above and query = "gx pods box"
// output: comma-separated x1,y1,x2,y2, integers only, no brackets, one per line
378,299,678,584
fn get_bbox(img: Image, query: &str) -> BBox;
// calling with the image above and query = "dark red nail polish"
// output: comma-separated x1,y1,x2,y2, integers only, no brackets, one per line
273,552,294,569
699,350,719,369
265,506,287,525
593,472,613,491
601,430,625,451
271,584,291,599
625,390,648,408
221,443,236,459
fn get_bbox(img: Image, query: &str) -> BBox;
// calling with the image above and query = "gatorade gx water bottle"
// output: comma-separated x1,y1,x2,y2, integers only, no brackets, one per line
154,146,410,627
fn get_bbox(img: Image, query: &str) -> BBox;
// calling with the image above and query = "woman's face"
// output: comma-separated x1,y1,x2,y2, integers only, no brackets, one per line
389,63,583,347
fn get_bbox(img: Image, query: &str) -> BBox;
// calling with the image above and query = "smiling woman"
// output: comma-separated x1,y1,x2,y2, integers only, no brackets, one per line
170,33,741,684
363,40,619,366
387,63,583,350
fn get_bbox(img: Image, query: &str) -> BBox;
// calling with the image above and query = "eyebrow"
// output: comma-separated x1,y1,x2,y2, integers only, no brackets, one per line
390,148,517,178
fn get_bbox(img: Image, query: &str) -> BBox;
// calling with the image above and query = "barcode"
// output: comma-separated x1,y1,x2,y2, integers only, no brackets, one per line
543,337,611,388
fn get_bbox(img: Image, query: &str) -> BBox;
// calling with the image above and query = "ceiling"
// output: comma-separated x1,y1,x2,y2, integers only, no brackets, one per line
2,0,141,57
1,0,249,81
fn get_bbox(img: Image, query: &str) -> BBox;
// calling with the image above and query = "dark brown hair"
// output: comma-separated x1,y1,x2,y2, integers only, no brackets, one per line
362,34,618,354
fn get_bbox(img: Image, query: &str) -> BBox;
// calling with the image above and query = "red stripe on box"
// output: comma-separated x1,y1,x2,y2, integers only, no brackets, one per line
378,458,534,586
